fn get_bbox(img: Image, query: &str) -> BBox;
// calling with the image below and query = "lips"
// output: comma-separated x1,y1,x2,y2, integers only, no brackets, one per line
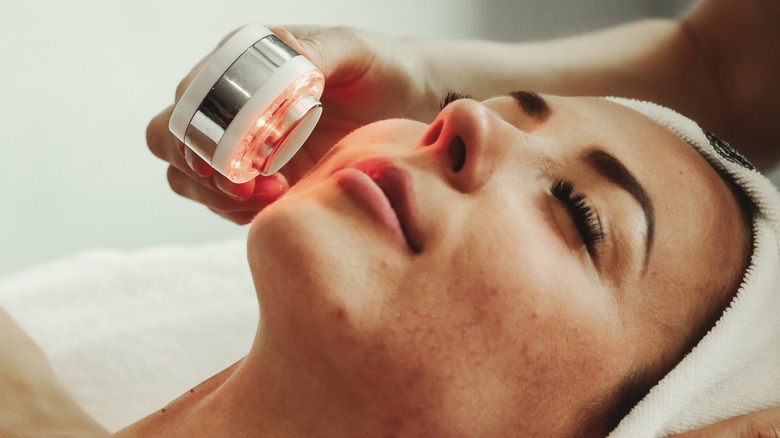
339,159,422,253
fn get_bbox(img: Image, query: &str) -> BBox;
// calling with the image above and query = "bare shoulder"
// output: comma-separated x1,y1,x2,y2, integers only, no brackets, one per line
0,308,108,438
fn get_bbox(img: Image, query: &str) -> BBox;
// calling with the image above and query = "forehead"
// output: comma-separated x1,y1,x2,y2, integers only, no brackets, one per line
544,95,747,317
545,95,739,231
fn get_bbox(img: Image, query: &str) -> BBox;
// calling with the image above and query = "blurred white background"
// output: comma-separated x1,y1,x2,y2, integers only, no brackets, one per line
0,0,730,277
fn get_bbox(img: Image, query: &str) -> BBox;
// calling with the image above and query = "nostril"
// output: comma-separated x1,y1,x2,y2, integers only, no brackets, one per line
421,120,444,147
449,136,466,173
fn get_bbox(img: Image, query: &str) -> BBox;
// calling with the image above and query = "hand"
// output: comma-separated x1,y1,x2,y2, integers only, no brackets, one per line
667,407,780,438
147,26,433,224
0,308,107,437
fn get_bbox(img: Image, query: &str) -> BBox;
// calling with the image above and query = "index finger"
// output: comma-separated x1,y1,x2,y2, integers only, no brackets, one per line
147,105,189,172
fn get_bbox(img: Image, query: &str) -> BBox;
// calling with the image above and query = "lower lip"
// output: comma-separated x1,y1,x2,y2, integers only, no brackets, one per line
333,168,406,247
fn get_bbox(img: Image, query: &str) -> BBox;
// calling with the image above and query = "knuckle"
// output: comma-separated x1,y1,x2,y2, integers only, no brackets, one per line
330,25,360,39
298,34,326,67
269,26,291,40
146,117,164,158
332,25,369,50
302,26,361,68
230,215,251,225
203,174,225,194
166,167,188,197
212,209,249,225
333,25,371,50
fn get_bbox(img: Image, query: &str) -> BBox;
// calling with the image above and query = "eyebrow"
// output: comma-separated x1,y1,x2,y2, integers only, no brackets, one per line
584,149,655,267
509,90,552,122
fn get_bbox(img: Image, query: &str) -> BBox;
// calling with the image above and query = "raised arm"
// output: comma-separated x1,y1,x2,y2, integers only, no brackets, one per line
148,0,780,222
413,0,780,169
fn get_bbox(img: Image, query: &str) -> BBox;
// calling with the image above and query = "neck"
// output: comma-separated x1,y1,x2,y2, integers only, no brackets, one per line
110,309,570,437
110,330,410,437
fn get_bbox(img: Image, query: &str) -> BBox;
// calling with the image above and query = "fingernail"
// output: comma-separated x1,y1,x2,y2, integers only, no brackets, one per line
192,158,215,178
185,148,216,178
215,177,251,201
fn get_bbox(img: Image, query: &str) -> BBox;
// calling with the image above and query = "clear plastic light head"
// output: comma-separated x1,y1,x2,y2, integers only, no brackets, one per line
169,24,325,184
227,69,324,182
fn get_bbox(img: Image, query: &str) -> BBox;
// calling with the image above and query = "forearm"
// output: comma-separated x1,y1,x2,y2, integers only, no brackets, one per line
413,1,780,170
412,17,732,152
413,19,701,118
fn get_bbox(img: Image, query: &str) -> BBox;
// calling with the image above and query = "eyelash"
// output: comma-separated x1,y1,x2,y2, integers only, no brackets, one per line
438,91,471,110
439,93,601,255
551,180,605,256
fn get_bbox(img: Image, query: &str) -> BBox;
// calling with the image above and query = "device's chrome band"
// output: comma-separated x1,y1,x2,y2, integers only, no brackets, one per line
184,34,300,160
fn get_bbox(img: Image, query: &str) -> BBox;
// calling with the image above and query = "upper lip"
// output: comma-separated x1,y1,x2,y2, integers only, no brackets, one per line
349,159,422,253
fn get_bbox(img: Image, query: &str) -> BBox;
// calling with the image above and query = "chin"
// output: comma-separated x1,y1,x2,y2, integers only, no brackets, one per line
247,196,324,299
247,190,414,367
248,192,367,306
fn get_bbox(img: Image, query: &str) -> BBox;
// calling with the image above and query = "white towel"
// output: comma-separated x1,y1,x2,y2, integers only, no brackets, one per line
606,98,780,437
0,239,257,432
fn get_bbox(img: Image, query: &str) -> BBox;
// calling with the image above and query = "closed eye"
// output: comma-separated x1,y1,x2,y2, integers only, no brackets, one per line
551,180,606,257
439,91,472,110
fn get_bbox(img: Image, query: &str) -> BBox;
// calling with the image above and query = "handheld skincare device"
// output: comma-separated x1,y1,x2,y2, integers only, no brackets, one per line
170,24,324,183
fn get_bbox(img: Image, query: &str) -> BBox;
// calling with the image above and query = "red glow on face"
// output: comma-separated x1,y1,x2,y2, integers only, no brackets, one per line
334,168,408,249
229,69,324,181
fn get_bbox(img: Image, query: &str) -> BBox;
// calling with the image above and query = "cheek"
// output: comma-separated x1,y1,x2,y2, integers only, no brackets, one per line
410,201,629,399
247,188,404,329
291,118,425,190
395,198,603,352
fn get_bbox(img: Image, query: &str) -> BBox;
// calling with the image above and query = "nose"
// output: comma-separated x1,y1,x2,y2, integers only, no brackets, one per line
418,99,505,193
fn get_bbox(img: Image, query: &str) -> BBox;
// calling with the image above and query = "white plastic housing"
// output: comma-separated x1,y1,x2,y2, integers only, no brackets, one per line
169,24,324,183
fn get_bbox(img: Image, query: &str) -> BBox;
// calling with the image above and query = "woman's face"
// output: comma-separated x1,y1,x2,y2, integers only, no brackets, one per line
246,94,747,435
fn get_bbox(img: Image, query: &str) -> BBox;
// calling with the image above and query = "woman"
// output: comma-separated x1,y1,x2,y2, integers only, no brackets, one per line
0,91,764,437
156,0,780,224
4,0,780,435
108,91,756,436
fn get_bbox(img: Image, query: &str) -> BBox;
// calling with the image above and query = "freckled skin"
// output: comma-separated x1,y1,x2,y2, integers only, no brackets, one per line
114,96,747,438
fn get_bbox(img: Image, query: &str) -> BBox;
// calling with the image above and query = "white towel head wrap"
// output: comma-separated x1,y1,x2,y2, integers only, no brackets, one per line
604,98,780,437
